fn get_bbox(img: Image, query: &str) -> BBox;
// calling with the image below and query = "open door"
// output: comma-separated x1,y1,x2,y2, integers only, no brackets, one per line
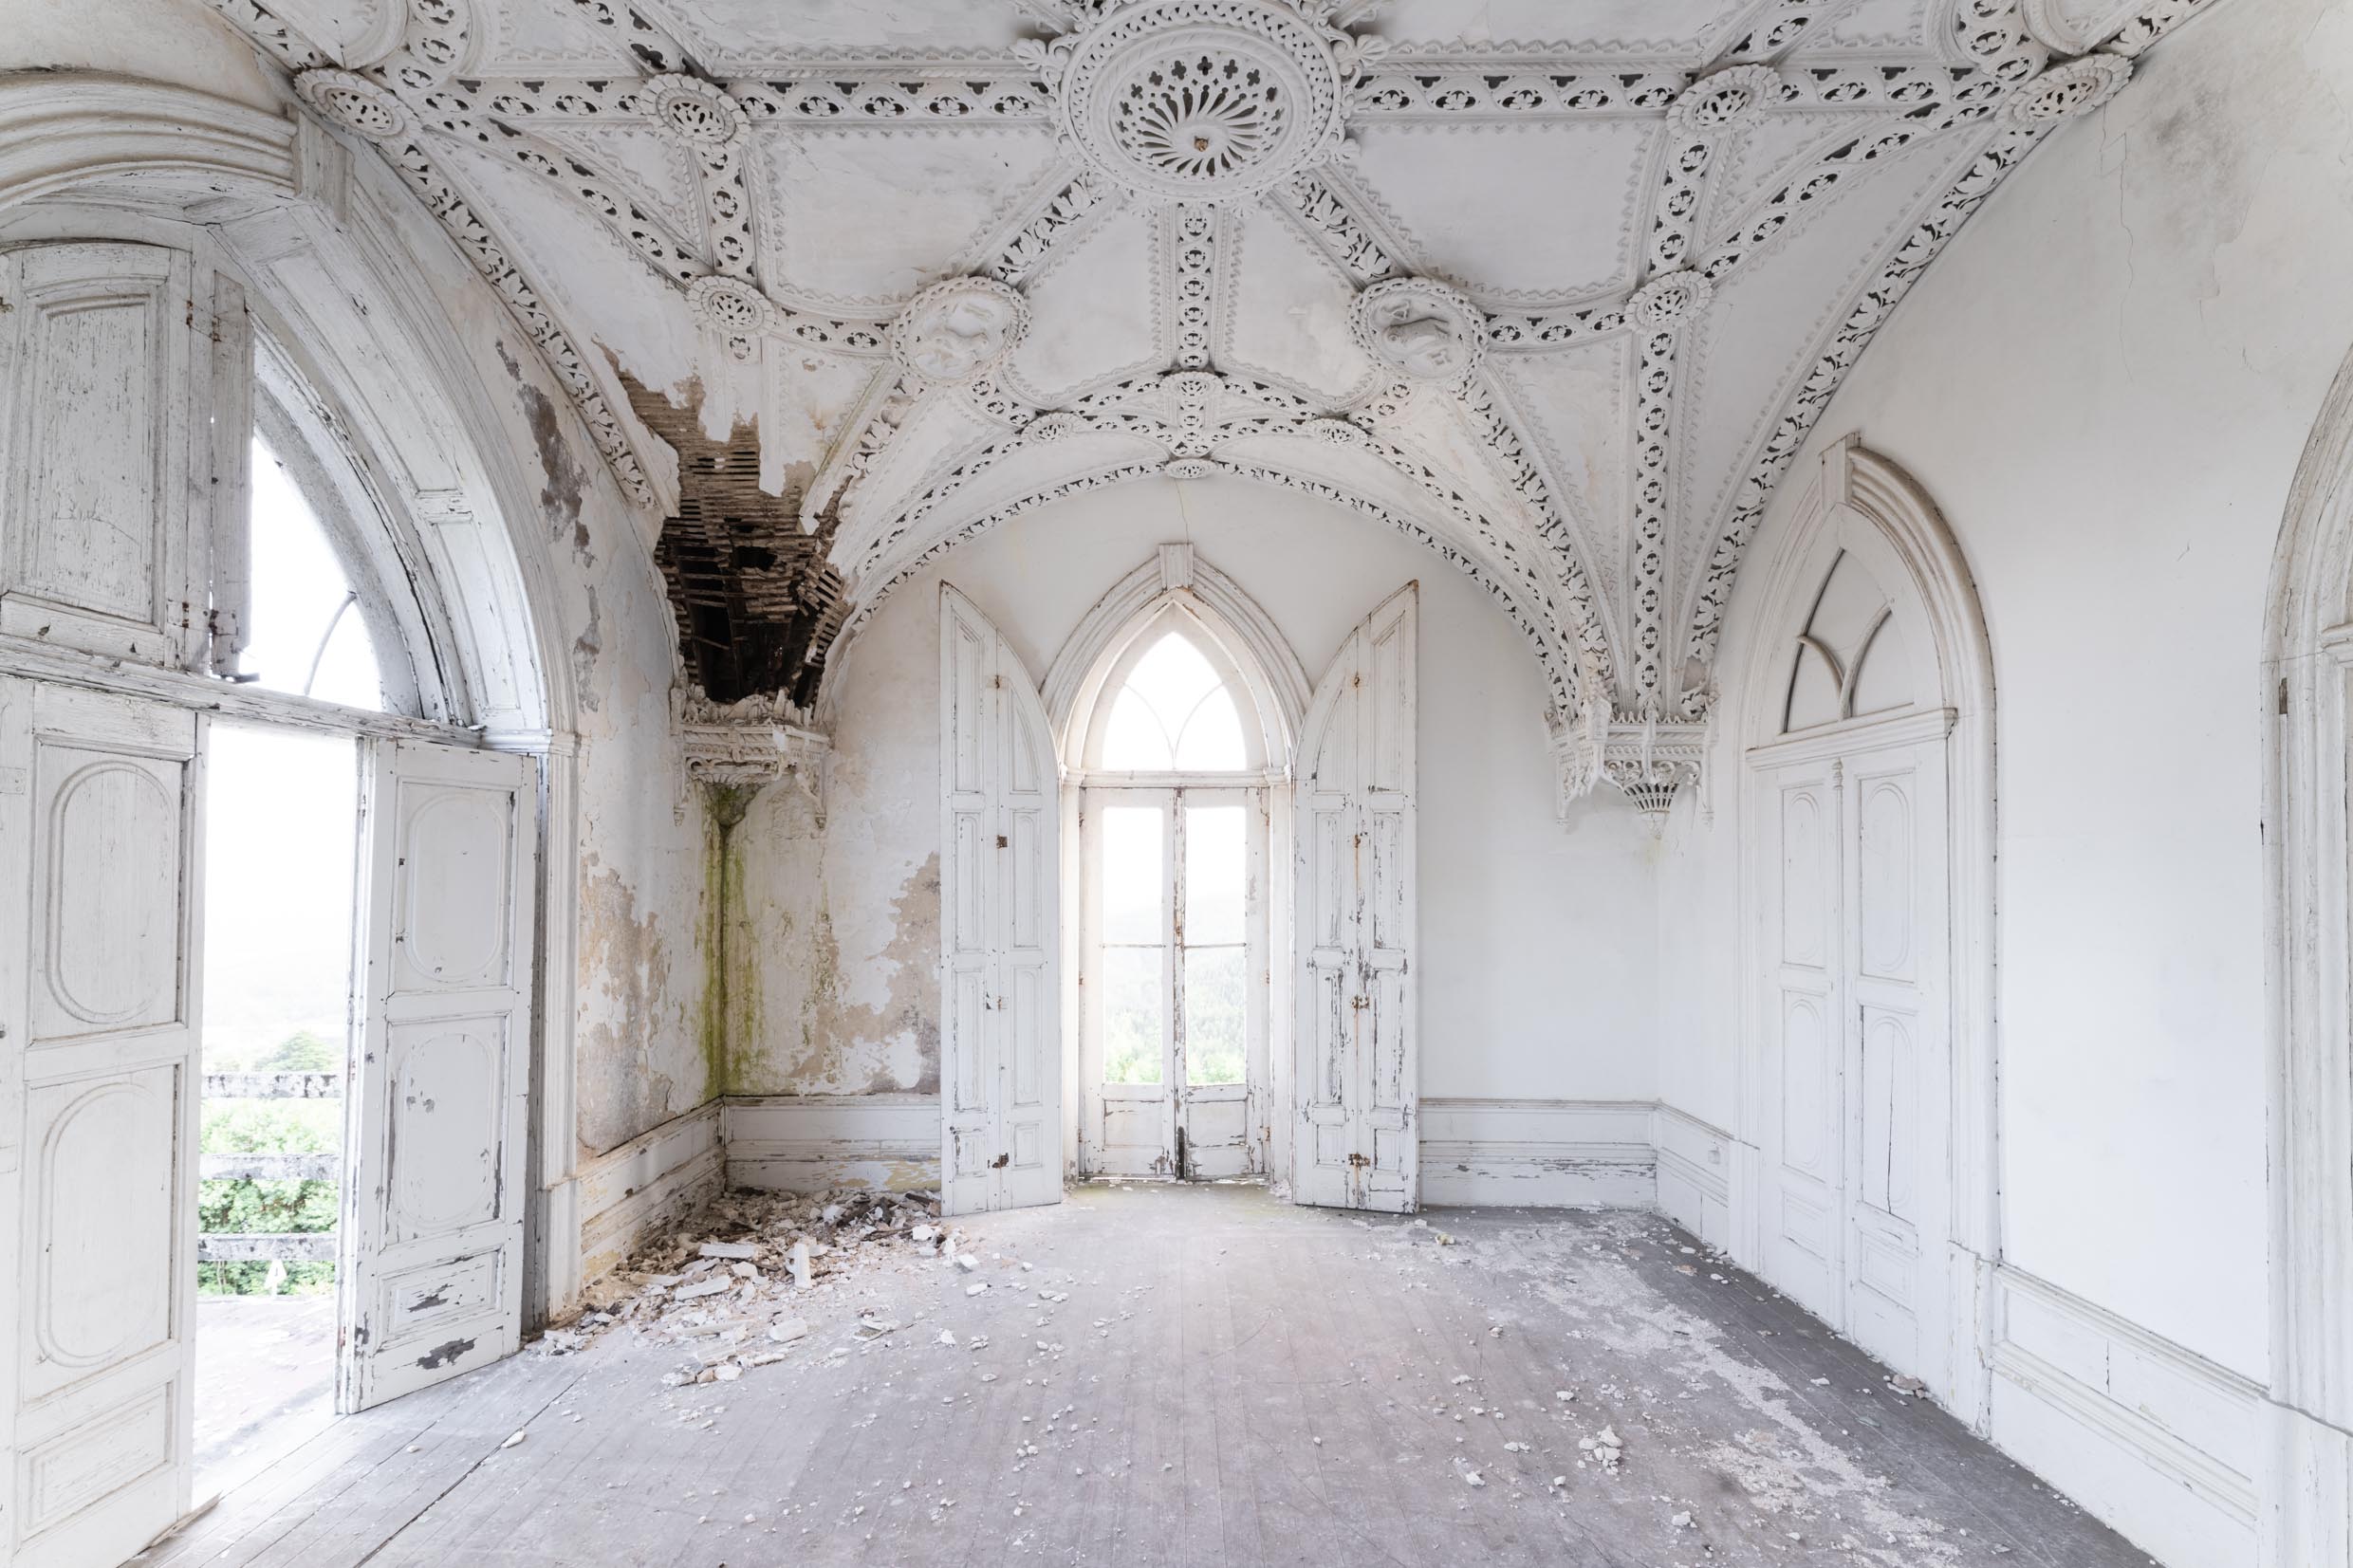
0,680,203,1566
340,740,536,1410
939,584,1062,1217
1292,584,1417,1211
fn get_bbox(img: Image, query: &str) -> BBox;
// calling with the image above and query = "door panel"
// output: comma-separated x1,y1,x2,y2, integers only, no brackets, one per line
1751,735,1952,1393
342,740,535,1411
4,679,200,1567
1761,762,1842,1319
938,585,1063,1214
1291,584,1417,1212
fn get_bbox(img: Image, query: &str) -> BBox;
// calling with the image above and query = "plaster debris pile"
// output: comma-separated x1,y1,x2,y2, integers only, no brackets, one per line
541,1187,966,1385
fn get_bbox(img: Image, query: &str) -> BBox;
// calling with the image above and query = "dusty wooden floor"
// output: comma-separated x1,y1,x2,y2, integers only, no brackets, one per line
140,1184,2156,1568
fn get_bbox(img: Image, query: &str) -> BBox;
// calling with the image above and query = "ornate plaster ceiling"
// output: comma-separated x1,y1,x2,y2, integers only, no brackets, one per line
214,0,2213,806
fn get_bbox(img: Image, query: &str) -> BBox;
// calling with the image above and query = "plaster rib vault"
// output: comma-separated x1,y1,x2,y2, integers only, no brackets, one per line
218,0,2212,811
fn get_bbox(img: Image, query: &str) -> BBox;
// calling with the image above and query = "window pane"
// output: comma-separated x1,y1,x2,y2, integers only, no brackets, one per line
1183,947,1246,1085
1102,947,1165,1085
246,437,384,710
1183,804,1246,946
1100,804,1163,944
1174,686,1247,770
1126,633,1220,729
1100,689,1173,770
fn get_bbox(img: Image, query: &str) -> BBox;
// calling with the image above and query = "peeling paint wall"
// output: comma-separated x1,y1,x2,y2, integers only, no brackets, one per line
369,187,714,1163
1661,0,2353,1382
730,476,1660,1105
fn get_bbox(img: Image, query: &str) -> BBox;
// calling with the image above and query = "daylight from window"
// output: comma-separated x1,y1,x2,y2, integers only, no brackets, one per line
246,436,384,710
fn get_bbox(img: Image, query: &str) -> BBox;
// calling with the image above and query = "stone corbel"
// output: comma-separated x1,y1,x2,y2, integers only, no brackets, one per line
677,690,831,824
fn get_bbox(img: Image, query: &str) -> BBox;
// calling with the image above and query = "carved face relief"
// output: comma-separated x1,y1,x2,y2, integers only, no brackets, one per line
1056,0,1350,203
1350,279,1486,384
889,279,1031,385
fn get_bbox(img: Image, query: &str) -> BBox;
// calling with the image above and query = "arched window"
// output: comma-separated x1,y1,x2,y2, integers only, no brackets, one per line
1079,608,1268,776
229,337,438,716
1067,587,1285,1182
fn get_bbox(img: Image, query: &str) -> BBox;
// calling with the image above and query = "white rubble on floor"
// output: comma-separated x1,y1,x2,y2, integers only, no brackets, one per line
539,1187,954,1384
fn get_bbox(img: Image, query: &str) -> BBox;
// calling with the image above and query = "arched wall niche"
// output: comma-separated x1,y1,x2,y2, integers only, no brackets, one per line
1732,432,1999,1422
2262,338,2353,1568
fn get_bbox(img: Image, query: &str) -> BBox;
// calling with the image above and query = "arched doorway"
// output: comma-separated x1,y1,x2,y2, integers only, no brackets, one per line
1739,434,1997,1418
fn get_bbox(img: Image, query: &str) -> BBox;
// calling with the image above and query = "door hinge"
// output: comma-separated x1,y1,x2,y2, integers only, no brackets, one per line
1350,994,1370,1011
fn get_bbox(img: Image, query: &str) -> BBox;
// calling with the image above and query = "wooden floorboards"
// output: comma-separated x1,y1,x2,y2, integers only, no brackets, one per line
139,1185,2158,1568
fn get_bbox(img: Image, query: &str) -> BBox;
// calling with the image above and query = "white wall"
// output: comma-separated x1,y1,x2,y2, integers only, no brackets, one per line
731,475,1659,1110
1665,0,2353,1385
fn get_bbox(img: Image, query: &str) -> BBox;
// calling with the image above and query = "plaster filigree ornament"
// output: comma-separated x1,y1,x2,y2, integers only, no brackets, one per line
677,691,831,810
1054,0,1352,203
1628,268,1714,328
1027,411,1087,442
1664,65,1781,138
643,74,750,150
2000,53,2133,124
294,68,414,143
1302,415,1370,448
1163,456,1220,478
889,278,1030,386
686,274,775,359
1350,278,1487,384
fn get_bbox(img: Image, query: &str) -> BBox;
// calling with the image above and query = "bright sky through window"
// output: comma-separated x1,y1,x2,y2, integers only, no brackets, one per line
246,436,384,710
1100,630,1248,770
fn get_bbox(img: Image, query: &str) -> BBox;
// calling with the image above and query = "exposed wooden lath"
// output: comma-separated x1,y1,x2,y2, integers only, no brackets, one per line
623,378,845,707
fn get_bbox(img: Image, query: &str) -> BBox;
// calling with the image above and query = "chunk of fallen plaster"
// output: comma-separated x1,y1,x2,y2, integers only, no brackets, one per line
699,1242,758,1261
955,1254,979,1273
768,1318,809,1343
966,1282,989,1297
672,1278,732,1301
500,1431,526,1449
789,1241,812,1290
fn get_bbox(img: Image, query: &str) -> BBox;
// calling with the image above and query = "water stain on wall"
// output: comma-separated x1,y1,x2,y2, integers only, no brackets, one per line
577,858,684,1157
787,853,941,1096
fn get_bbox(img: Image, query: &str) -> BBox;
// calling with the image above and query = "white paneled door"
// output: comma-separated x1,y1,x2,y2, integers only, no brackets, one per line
1,678,203,1567
1292,584,1417,1212
1753,719,1954,1393
341,740,537,1410
938,585,1062,1217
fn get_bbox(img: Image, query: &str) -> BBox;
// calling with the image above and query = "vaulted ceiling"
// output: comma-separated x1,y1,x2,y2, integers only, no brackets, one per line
211,0,2211,797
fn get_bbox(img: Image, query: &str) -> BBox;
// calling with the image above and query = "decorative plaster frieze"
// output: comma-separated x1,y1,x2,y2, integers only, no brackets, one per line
677,692,831,804
1350,277,1486,385
887,277,1031,387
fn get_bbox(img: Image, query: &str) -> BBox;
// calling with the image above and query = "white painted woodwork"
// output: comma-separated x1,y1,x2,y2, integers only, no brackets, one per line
1750,538,1955,1398
0,243,196,667
937,585,1061,1216
0,677,202,1567
1076,784,1269,1181
341,739,537,1410
1291,583,1417,1212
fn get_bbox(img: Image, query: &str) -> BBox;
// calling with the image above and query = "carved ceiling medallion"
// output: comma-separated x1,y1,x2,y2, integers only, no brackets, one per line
2001,53,2134,123
642,73,750,150
294,67,413,142
889,278,1031,386
1055,0,1348,203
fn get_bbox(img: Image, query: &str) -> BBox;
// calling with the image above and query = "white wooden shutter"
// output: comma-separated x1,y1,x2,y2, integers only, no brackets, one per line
938,585,1062,1216
341,739,536,1410
1291,584,1417,1212
0,679,203,1566
1756,752,1845,1320
0,243,211,668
